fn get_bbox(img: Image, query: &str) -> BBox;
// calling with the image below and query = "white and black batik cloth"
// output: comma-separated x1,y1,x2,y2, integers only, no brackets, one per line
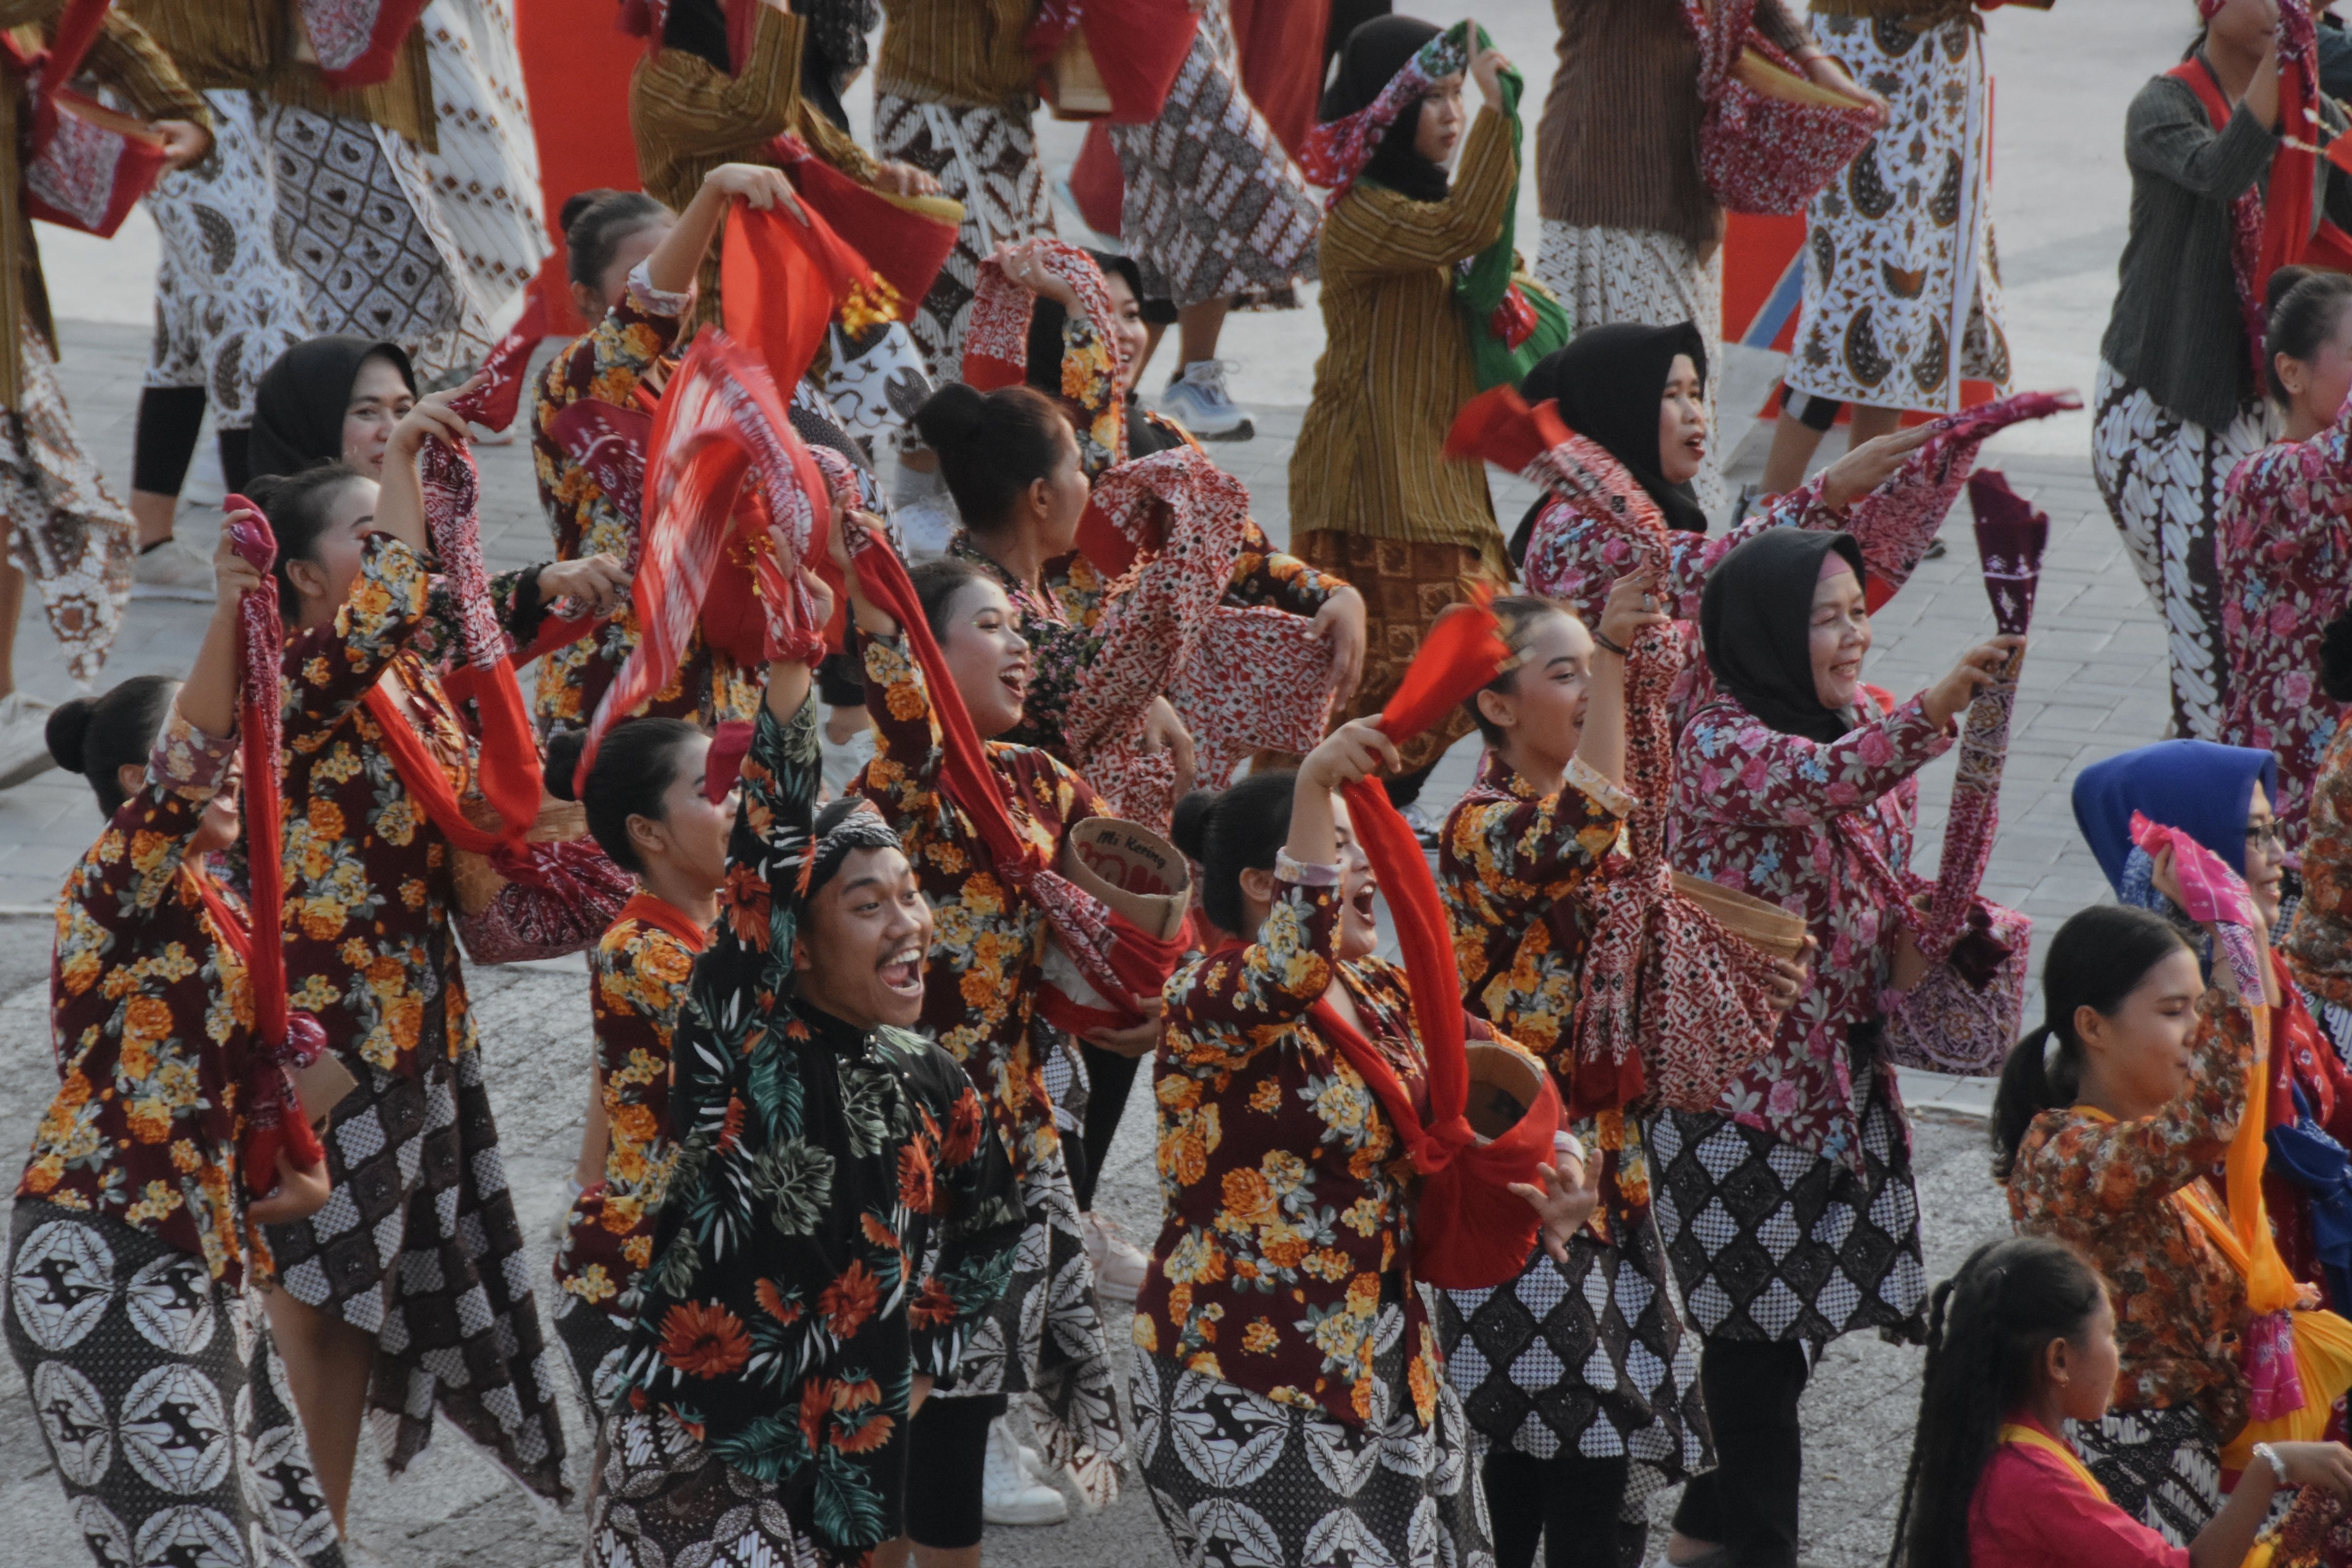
2092,358,2273,744
1106,0,1320,310
1534,221,1726,520
825,319,936,457
586,1408,824,1568
1435,1215,1710,1514
551,1285,631,1421
873,94,1055,374
137,90,312,427
1780,15,2010,416
1649,1079,1927,1345
1131,1340,1496,1568
416,0,549,343
933,1014,1126,1509
261,1051,571,1501
5,1201,345,1568
0,314,136,684
2069,1403,2225,1548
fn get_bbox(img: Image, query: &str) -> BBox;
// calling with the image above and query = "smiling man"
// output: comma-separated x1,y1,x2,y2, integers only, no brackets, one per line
591,639,1025,1568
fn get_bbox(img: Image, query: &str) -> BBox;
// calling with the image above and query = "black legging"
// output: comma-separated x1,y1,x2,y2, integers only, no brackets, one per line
1670,1339,1811,1568
1071,1041,1141,1211
133,385,253,498
1482,1448,1639,1568
902,1392,1005,1548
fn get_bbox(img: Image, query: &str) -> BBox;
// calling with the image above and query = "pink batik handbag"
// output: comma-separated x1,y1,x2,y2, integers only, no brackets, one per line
1688,0,1882,216
4,0,168,239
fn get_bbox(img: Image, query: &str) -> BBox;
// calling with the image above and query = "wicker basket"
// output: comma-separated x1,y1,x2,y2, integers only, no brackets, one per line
1465,1040,1546,1144
1670,871,1808,963
1060,816,1191,941
452,795,591,916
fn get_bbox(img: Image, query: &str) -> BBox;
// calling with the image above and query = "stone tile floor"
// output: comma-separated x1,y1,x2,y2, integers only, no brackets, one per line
0,316,2159,1565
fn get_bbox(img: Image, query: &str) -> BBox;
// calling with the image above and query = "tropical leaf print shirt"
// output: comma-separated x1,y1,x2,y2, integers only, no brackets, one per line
529,261,762,733
1136,854,1459,1431
1671,684,1953,1162
2217,402,2352,851
2009,993,2256,1437
22,713,267,1287
854,630,1113,1179
552,910,703,1334
615,693,1024,1563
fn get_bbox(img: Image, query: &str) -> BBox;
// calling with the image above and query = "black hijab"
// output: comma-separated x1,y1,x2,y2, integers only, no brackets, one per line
1321,16,1450,203
248,336,415,481
1508,322,1711,563
1700,527,1868,744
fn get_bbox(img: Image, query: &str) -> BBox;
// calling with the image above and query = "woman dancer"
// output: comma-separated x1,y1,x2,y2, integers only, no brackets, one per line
846,539,1138,1553
250,406,623,1523
8,533,343,1568
1889,1233,2352,1568
542,718,729,1409
248,338,423,484
590,608,1025,1568
1290,18,1517,818
1656,526,2014,1568
530,164,807,734
0,0,208,784
1436,584,1718,1568
2094,0,2350,739
2218,267,2352,849
1994,904,2266,1542
1137,721,1596,1567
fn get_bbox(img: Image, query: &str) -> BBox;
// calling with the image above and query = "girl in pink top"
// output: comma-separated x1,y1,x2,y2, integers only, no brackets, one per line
1890,1234,2352,1568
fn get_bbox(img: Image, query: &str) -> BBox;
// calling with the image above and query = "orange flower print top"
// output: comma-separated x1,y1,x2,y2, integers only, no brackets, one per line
553,908,705,1328
529,263,762,733
2008,991,2257,1438
1138,853,1477,1430
22,713,268,1287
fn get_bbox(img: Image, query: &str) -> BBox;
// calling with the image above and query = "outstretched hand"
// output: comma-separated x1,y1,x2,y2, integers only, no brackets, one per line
1511,1152,1601,1265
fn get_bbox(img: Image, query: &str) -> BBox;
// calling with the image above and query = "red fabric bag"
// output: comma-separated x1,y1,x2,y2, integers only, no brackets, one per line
3,0,166,239
1025,0,1198,123
1688,0,1882,217
296,0,431,90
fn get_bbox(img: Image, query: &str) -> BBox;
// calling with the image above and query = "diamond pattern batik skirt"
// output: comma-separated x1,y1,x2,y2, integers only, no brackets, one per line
262,1050,570,1501
5,1201,346,1568
1131,1347,1495,1568
1649,1077,1926,1346
587,1408,823,1568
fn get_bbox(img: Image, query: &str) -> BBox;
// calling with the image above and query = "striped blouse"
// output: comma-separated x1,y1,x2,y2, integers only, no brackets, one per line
876,0,1040,111
1288,106,1517,574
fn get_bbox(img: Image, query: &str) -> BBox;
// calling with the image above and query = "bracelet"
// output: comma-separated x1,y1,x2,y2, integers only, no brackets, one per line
1592,631,1629,658
2252,1441,2291,1487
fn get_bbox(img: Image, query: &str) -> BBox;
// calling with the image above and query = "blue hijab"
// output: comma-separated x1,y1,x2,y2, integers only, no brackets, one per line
2070,739,2278,892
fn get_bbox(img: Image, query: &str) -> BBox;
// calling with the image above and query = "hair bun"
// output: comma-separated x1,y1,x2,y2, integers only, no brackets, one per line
2269,264,2318,314
1170,787,1219,862
560,187,621,236
46,696,95,775
913,382,987,452
542,729,587,802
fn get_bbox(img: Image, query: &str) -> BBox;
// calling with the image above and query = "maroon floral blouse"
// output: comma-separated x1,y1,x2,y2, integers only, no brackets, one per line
21,715,267,1286
2216,409,2352,851
1138,854,1477,1431
1670,684,1954,1162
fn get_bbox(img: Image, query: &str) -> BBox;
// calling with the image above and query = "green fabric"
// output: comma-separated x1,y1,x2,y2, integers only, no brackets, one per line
1450,26,1570,390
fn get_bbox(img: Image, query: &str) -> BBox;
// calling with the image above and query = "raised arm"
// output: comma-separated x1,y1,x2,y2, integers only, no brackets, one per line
1320,107,1515,278
1227,518,1348,617
1676,693,1953,829
2126,75,2278,203
281,534,433,734
1440,770,1631,930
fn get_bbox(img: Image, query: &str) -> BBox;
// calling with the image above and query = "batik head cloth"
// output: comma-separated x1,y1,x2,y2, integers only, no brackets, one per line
806,798,904,901
1300,19,1472,207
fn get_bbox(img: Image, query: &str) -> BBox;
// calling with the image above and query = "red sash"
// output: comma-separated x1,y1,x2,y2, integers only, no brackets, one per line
187,867,325,1180
362,666,540,858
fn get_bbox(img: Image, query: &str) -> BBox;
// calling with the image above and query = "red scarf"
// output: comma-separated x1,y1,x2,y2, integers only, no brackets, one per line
187,867,325,1189
616,890,713,955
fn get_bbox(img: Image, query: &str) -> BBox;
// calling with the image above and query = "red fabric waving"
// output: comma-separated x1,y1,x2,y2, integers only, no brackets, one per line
1024,0,1199,122
769,134,960,313
455,290,551,434
721,197,884,393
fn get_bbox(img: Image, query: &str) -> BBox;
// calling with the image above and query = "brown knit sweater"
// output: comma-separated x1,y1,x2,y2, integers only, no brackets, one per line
1535,0,1811,250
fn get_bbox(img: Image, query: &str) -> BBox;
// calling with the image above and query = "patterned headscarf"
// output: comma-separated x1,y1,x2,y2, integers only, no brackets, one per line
806,797,904,901
1302,17,1469,207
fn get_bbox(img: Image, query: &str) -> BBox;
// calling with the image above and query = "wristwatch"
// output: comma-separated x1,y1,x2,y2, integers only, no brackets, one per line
2252,1441,2291,1487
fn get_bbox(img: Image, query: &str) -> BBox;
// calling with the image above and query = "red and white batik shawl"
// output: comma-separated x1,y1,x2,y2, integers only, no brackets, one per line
1298,20,1470,206
963,241,1129,460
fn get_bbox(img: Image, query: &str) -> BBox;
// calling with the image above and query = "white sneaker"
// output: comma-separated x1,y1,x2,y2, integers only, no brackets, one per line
131,537,216,601
983,1417,1069,1525
0,692,57,789
1082,1211,1150,1304
1156,359,1255,441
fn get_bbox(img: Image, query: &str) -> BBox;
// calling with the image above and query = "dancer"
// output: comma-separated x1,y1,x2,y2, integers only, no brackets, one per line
1436,583,1723,1568
2094,0,2340,739
1109,0,1323,441
542,718,730,1410
1655,527,2015,1568
2218,267,2352,849
1993,904,2262,1542
873,0,1056,367
248,337,424,484
250,404,624,1524
845,533,1145,1550
1136,722,1597,1567
1291,18,1518,821
1533,0,1831,517
2071,740,2352,1315
530,164,808,734
0,1,209,785
1889,1234,2352,1568
591,614,1025,1568
119,0,311,597
9,532,343,1568
1762,0,2016,498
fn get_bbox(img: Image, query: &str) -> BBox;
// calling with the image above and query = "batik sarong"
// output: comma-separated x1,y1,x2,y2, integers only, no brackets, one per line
873,93,1055,373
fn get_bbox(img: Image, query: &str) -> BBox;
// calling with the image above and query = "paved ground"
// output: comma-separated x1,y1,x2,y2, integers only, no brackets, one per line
0,0,2203,1562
